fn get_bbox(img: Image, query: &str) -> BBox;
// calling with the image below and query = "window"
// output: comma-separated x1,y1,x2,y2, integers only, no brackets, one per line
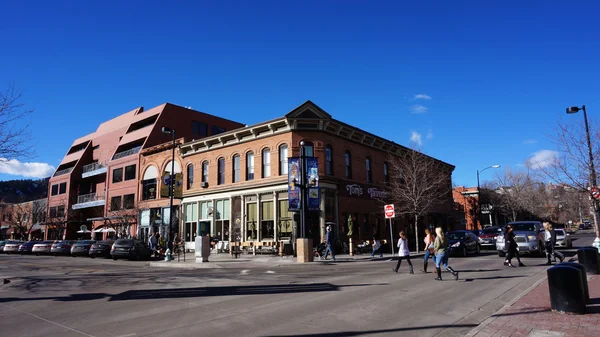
51,184,58,196
142,179,157,200
279,145,288,175
56,206,65,218
246,152,254,180
345,151,352,179
302,141,314,157
277,199,293,239
325,145,333,176
366,157,372,183
233,155,240,183
260,201,274,240
112,168,123,183
211,126,226,135
125,165,136,181
246,203,257,240
123,194,135,209
201,161,209,182
187,164,194,189
111,196,122,211
192,121,208,138
262,148,271,178
217,157,225,185
59,182,67,194
384,162,389,183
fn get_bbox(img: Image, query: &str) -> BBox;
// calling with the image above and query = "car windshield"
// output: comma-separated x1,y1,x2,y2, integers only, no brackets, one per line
509,223,536,232
555,229,565,235
77,240,95,244
482,227,500,234
448,232,465,240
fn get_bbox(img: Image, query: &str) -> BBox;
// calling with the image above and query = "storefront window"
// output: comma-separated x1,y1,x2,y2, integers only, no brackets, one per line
199,201,213,236
246,203,257,240
278,200,293,239
215,199,230,241
260,201,274,240
184,203,198,242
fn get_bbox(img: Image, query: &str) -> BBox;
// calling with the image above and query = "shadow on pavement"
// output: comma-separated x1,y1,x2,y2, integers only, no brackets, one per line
260,324,478,336
491,308,550,317
456,269,502,273
463,275,527,282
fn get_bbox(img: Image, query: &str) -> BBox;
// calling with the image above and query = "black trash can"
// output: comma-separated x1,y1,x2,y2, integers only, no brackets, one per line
577,247,600,274
559,262,589,303
547,265,586,314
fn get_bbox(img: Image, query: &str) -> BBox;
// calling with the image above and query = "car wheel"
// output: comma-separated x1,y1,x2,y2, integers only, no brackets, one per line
498,251,506,257
112,257,117,260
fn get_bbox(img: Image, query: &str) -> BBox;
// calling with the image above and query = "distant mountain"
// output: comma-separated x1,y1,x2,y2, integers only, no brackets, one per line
0,178,49,203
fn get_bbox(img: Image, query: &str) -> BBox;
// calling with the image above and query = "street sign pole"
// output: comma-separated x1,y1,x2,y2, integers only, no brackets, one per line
384,204,395,256
388,218,394,256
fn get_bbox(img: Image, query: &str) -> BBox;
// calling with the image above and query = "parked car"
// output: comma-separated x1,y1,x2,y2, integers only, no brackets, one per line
496,221,545,257
71,240,96,257
447,230,480,257
2,240,23,254
32,241,56,255
478,226,502,249
18,241,37,254
554,229,573,248
51,240,75,256
89,240,114,258
110,239,153,260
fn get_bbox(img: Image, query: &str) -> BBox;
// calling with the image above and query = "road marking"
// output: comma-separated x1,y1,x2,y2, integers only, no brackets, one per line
115,334,137,337
265,270,275,274
2,303,96,337
241,269,250,274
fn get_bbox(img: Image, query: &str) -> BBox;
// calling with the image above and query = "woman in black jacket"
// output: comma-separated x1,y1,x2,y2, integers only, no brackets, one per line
504,225,525,267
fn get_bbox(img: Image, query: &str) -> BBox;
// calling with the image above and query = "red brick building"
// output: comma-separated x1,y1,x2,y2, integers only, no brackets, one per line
160,101,456,251
452,186,479,231
46,103,244,240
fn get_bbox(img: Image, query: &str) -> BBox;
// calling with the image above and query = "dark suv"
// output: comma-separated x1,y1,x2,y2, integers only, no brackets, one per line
110,239,152,260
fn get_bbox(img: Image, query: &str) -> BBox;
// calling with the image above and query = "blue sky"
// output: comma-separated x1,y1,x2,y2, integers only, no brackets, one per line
1,0,599,187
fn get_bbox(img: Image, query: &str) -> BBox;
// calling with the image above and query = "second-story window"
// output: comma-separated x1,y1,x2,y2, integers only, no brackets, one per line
125,165,136,180
113,168,123,183
302,141,314,157
345,151,352,179
218,158,225,185
246,152,254,180
325,145,333,176
262,148,271,178
202,161,209,182
59,182,67,194
279,145,288,175
384,162,389,183
51,184,59,196
187,164,194,189
233,155,241,182
366,157,372,183
111,196,122,211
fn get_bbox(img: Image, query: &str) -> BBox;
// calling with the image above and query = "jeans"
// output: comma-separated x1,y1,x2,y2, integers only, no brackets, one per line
324,244,335,260
435,252,448,269
424,249,434,262
371,247,383,257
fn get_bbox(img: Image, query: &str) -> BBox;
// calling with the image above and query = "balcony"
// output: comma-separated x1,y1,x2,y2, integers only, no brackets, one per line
72,192,105,210
54,167,73,177
82,162,107,178
112,145,142,160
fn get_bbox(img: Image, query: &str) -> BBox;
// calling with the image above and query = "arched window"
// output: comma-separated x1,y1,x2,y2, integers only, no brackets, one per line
262,148,271,178
217,157,225,185
201,161,209,183
279,144,288,175
345,151,352,179
366,157,372,183
142,166,158,200
232,154,241,183
187,164,194,189
384,162,389,183
246,152,254,180
325,145,333,176
301,141,314,157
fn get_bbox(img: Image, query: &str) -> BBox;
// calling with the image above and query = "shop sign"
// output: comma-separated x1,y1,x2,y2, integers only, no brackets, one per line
344,183,389,200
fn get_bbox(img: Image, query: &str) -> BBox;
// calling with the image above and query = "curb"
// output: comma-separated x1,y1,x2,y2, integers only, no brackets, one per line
464,267,549,337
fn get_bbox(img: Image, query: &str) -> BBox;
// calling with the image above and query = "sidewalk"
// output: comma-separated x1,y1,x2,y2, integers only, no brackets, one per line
149,251,424,269
466,273,600,337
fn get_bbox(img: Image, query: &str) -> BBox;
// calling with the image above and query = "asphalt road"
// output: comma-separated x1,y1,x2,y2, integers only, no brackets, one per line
0,230,595,337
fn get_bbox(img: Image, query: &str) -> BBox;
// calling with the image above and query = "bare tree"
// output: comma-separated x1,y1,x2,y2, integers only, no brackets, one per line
47,198,76,240
0,83,33,161
488,167,541,222
534,116,600,237
387,146,453,252
8,199,46,240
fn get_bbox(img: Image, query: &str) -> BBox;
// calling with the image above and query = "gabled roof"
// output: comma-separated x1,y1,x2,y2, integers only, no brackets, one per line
285,100,332,119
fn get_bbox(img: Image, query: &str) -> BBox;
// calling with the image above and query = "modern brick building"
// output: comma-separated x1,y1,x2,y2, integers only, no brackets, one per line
143,101,455,251
46,103,244,240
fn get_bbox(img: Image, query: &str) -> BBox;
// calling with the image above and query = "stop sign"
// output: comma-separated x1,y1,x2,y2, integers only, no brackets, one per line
384,204,395,219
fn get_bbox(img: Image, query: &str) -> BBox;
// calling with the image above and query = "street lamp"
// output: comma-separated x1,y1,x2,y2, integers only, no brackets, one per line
566,105,600,250
477,165,500,230
161,127,176,247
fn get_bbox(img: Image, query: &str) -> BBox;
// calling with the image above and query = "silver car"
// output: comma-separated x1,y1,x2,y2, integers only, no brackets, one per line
2,241,23,254
496,221,545,257
32,241,56,255
554,229,573,248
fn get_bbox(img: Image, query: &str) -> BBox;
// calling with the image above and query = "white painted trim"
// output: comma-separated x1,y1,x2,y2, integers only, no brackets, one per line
182,184,290,204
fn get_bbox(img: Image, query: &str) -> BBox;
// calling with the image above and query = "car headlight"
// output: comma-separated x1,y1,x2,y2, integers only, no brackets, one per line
527,235,535,240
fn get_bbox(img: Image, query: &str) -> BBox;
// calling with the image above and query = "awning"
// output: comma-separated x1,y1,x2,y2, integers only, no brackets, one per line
0,225,9,230
92,228,116,233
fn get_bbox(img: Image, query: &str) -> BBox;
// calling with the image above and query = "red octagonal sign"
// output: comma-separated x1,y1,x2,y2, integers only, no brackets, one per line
384,204,395,219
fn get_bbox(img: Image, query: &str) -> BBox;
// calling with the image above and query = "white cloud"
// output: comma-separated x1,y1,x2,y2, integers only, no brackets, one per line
414,94,432,100
523,139,538,145
410,104,428,114
426,129,433,140
410,131,423,146
527,150,559,169
0,158,56,178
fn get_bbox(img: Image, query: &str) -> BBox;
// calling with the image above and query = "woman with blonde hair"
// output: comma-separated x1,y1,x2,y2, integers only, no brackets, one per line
421,228,435,273
544,222,564,265
433,227,458,281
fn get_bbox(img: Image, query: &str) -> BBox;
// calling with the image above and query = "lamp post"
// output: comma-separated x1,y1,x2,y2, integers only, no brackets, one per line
161,127,176,246
566,105,600,250
477,165,500,230
299,141,307,239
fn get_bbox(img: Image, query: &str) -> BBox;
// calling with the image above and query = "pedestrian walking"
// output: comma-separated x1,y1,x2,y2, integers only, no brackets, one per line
371,237,383,258
323,225,336,261
433,227,459,281
392,231,414,274
543,222,564,265
503,225,525,267
421,228,435,273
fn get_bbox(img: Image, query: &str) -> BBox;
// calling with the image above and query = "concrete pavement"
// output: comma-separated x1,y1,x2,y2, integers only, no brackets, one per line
0,231,594,337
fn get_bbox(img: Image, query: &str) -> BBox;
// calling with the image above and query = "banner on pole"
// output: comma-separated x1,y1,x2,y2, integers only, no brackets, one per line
288,157,301,211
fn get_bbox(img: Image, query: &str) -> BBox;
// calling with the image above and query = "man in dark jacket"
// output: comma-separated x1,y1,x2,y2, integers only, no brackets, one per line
323,225,336,261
